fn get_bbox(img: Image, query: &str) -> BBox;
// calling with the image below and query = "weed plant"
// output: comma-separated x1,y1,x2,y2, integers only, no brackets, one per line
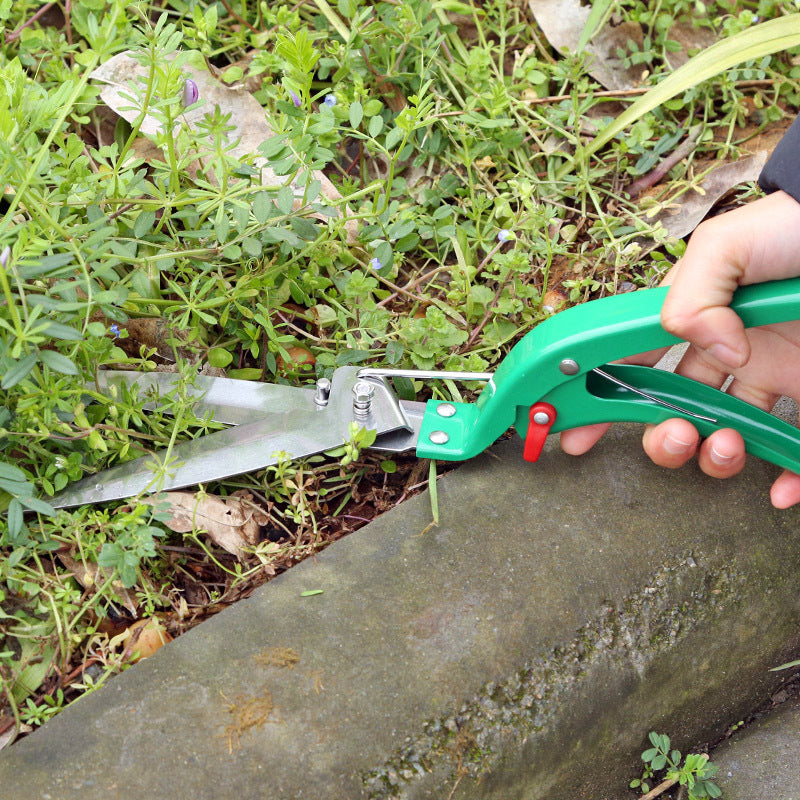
1,0,799,742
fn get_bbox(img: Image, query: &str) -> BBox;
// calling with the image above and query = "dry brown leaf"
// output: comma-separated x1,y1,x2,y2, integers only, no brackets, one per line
109,617,172,663
90,52,357,240
530,0,644,90
143,490,267,559
647,152,767,241
57,552,139,616
665,22,717,70
529,2,716,91
0,724,31,753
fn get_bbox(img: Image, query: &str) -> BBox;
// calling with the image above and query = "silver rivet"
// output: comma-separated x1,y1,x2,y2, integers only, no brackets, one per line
429,430,449,445
436,403,456,418
314,378,331,407
533,411,551,425
559,358,580,375
352,380,375,417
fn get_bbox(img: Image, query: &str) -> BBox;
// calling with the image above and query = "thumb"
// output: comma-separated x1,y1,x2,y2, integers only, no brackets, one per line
658,216,752,370
660,302,750,370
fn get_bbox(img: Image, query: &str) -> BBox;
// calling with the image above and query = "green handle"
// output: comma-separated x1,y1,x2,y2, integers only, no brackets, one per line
417,277,800,468
548,364,800,474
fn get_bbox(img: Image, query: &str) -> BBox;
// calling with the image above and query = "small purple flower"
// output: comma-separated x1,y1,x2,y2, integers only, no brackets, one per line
497,229,512,243
323,94,337,107
109,324,121,339
369,257,382,270
0,246,9,270
182,78,199,107
289,90,302,108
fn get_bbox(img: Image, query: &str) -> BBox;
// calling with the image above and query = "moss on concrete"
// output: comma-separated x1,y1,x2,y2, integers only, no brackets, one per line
362,554,748,798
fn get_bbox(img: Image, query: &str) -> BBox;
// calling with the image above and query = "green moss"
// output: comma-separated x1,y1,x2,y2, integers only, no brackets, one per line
361,553,749,799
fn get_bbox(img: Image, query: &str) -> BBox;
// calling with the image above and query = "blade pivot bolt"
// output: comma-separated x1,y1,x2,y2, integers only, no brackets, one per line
559,358,580,375
352,380,375,417
314,378,332,407
429,430,449,445
533,411,551,425
436,403,456,417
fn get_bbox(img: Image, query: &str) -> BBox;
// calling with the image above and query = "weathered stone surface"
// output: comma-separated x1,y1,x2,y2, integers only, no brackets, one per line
713,695,800,799
1,427,799,799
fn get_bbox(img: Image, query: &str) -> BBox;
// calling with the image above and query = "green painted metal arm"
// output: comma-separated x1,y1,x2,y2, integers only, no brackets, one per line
416,278,800,471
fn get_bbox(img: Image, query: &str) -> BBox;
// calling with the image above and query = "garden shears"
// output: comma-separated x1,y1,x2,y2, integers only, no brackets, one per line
51,278,800,509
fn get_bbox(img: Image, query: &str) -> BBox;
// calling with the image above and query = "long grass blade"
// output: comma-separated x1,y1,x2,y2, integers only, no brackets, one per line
565,15,800,174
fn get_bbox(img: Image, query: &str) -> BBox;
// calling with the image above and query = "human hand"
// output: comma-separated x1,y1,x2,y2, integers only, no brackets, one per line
560,190,800,509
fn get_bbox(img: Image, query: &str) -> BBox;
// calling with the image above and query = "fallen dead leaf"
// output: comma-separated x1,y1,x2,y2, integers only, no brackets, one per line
530,0,644,90
57,552,139,617
109,617,172,664
542,287,568,313
0,724,32,753
666,22,718,70
645,151,768,241
90,51,357,241
530,2,716,91
117,317,193,363
143,490,268,559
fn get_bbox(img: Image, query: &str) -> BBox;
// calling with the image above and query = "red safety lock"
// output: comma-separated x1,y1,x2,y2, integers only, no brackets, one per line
522,402,557,462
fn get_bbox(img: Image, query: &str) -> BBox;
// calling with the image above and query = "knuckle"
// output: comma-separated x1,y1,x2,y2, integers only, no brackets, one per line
660,303,695,338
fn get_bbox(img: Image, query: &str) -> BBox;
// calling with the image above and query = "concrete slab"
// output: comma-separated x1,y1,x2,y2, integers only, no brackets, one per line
713,695,800,799
2,427,800,799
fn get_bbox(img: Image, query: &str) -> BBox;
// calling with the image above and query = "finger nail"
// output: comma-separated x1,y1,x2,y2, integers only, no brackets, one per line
664,433,693,455
706,342,746,369
710,445,735,466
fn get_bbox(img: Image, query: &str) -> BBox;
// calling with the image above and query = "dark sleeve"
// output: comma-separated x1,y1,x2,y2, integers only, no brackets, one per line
758,116,800,203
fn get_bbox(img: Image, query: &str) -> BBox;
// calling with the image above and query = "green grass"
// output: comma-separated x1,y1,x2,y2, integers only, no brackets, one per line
1,0,800,740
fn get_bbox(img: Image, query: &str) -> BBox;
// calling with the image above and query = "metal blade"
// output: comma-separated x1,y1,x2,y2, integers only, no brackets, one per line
94,370,310,426
52,367,421,509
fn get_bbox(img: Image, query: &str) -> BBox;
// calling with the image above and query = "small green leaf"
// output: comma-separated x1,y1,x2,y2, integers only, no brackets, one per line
43,322,83,341
276,185,295,215
349,100,363,129
222,65,243,83
641,748,658,763
18,495,56,516
385,126,404,150
368,115,384,137
301,589,324,597
242,237,262,257
0,462,28,482
133,210,156,239
7,498,23,537
208,347,233,368
385,340,404,364
227,368,262,380
253,192,272,224
39,349,79,375
2,353,38,389
380,460,396,473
